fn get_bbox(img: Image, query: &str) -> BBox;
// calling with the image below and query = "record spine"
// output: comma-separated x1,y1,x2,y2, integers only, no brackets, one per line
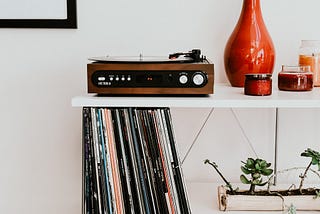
90,108,104,214
129,108,152,214
105,109,124,214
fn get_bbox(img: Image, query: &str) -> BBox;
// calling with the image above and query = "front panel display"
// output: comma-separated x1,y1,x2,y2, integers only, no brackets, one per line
91,70,208,88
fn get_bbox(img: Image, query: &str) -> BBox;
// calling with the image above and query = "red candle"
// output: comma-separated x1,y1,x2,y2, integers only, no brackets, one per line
278,65,313,91
244,74,272,96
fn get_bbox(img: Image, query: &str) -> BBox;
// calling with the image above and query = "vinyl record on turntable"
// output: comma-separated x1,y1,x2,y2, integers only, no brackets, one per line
88,55,196,63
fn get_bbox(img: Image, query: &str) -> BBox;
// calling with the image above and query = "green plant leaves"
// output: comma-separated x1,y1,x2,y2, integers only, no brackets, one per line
260,160,267,168
313,190,320,199
312,157,319,165
255,162,261,170
241,166,250,174
261,168,273,176
299,148,320,192
256,181,268,186
240,157,274,193
246,158,255,168
240,175,250,184
253,173,261,179
301,148,320,171
252,178,262,185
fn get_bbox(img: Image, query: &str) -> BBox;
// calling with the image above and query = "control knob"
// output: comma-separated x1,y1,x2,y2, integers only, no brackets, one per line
179,75,188,84
192,72,207,86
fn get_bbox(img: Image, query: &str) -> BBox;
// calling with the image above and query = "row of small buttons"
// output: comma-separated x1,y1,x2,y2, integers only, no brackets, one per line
98,75,132,82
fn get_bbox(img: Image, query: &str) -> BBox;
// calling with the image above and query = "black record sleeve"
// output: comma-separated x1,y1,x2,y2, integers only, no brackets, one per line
97,108,113,213
154,109,179,213
123,108,146,213
163,108,191,214
111,109,135,213
128,108,152,214
135,109,160,214
143,109,170,214
93,108,108,213
83,107,93,213
89,108,100,213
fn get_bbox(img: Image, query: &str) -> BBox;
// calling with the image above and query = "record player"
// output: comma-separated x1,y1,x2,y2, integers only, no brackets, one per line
87,49,214,95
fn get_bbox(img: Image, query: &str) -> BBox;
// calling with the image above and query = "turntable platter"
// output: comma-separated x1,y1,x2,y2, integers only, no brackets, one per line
88,55,195,63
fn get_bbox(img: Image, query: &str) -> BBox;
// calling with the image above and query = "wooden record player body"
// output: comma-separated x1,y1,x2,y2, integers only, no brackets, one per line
87,60,214,95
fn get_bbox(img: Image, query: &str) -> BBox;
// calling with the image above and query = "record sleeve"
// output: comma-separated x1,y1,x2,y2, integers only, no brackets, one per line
87,108,99,214
134,109,160,214
143,110,170,214
101,108,117,213
104,109,124,214
128,108,152,214
90,108,104,213
163,109,192,214
160,109,182,213
96,108,113,213
123,108,146,213
83,107,93,213
112,109,135,213
152,110,177,214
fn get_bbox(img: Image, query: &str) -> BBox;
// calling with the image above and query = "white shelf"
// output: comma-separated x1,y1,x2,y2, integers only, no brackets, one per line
187,182,319,214
72,84,320,108
74,86,320,213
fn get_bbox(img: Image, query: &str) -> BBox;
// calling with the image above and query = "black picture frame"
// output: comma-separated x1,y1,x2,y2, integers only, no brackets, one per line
0,0,77,28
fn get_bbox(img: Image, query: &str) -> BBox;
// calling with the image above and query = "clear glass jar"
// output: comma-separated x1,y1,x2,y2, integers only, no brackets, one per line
278,65,313,91
299,40,320,86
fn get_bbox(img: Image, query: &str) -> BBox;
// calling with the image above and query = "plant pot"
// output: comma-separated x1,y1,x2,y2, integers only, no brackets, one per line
218,185,320,211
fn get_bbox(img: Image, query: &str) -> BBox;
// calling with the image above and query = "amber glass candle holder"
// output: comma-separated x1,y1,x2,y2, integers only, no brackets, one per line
278,65,313,91
244,73,272,96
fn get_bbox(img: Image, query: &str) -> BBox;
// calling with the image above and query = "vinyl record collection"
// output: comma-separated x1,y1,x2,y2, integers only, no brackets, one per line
82,107,191,214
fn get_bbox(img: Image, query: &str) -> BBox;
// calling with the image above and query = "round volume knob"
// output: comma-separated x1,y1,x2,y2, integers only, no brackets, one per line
192,72,206,86
179,75,188,84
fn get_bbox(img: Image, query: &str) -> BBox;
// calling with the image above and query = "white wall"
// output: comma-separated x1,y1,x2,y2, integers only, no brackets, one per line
0,0,320,213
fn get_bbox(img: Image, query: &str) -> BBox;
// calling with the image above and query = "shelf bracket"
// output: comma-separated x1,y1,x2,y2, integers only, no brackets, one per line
273,107,279,185
181,107,215,164
230,108,258,158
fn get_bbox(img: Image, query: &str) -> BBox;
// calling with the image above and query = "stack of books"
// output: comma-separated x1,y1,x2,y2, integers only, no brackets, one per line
82,107,191,214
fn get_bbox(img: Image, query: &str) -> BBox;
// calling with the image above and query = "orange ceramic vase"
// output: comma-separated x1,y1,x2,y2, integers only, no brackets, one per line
224,0,275,87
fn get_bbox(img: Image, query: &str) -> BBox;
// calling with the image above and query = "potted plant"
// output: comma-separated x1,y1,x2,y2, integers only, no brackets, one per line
204,148,320,212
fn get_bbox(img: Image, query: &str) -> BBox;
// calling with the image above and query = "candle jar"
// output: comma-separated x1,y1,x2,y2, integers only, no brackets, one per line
278,65,313,91
299,40,320,86
244,73,272,96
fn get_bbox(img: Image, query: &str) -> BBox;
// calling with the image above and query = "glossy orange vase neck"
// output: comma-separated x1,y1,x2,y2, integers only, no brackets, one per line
240,0,263,22
243,0,261,11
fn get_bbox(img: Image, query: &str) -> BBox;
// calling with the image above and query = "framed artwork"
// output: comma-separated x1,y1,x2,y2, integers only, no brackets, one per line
0,0,77,28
